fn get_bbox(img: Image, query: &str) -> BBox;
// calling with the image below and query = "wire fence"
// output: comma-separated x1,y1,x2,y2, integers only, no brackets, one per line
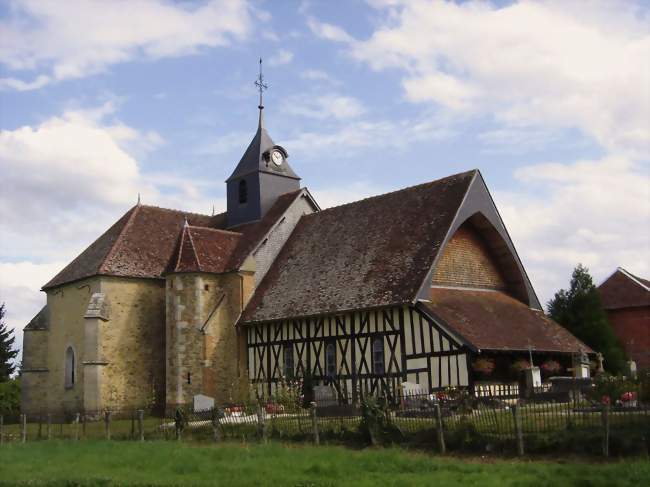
2,390,648,457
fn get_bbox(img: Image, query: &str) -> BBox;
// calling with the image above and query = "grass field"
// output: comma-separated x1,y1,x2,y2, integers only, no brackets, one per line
1,441,649,486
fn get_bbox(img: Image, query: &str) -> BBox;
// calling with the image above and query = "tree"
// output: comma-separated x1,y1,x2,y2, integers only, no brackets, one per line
547,264,626,374
0,303,18,381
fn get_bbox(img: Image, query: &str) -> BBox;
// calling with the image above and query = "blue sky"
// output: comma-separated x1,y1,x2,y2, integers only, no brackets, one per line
1,0,649,359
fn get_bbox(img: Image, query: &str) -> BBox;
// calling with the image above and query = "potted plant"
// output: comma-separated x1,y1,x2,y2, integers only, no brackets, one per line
471,357,496,380
540,359,562,379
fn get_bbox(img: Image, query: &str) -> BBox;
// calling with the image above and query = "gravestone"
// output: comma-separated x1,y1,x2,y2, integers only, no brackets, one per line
193,394,214,412
313,385,337,407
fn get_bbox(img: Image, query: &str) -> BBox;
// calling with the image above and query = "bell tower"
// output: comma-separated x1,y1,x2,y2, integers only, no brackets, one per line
226,59,300,228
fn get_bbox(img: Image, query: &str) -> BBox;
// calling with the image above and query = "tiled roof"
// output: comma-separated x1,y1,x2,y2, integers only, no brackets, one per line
422,288,592,353
171,225,242,274
242,171,476,323
43,190,303,289
598,268,650,310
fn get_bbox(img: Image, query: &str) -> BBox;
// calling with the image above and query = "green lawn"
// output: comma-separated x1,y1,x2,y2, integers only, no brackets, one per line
1,441,649,486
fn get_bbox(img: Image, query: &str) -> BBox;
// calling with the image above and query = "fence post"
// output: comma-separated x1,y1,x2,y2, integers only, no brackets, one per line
82,413,87,439
20,414,27,443
434,403,446,455
602,404,610,458
104,411,111,440
46,414,52,440
0,415,3,446
137,410,144,442
74,413,80,441
256,404,268,443
212,412,222,443
513,404,525,456
310,401,319,446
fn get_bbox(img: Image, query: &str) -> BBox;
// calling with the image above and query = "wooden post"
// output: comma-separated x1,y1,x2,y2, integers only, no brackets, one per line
310,401,319,446
46,414,52,440
434,404,446,455
21,414,27,443
82,413,87,439
0,415,3,446
137,410,144,442
513,404,524,456
602,405,610,458
256,404,268,443
104,411,111,440
212,414,222,443
74,413,80,441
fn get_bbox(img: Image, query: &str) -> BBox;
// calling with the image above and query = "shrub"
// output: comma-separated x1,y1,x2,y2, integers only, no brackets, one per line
0,378,20,416
472,357,496,375
589,374,638,405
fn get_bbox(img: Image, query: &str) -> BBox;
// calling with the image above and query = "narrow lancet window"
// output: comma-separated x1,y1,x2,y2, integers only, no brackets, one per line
239,180,248,204
65,346,75,389
325,342,337,378
372,337,385,375
283,344,294,379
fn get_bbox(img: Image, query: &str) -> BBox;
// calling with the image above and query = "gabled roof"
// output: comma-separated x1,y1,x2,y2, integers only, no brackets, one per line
242,170,477,323
421,289,591,354
25,305,48,331
43,190,305,290
598,267,650,310
225,119,300,182
170,225,242,274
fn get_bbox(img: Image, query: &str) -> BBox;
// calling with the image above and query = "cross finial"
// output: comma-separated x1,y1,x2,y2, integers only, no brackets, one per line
137,192,141,205
254,58,268,113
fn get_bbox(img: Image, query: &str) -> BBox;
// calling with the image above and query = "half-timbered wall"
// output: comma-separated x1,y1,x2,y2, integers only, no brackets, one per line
246,305,469,400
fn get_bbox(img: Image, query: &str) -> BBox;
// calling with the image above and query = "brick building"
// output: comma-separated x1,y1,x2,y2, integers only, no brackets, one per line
598,268,650,370
21,92,589,415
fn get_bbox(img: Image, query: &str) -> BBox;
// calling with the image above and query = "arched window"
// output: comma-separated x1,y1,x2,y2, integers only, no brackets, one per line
325,342,337,378
238,180,248,204
372,337,385,375
65,346,75,389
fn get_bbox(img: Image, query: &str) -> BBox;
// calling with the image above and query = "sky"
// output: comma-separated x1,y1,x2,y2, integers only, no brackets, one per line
1,0,649,364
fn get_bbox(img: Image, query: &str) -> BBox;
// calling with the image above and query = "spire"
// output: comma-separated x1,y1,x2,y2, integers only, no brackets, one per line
254,57,268,129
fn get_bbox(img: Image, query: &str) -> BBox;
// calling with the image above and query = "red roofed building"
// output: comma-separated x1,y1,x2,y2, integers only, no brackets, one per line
598,268,650,370
21,90,589,415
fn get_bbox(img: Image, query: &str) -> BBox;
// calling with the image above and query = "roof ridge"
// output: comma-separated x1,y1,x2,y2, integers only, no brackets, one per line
139,203,224,220
187,225,242,237
618,267,650,292
307,169,477,217
173,225,188,273
186,226,202,271
98,205,140,274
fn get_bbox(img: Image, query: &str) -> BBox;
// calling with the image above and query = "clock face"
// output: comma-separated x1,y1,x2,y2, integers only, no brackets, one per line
271,149,284,166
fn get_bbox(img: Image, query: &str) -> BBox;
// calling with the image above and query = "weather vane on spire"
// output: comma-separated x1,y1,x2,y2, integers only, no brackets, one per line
254,58,268,111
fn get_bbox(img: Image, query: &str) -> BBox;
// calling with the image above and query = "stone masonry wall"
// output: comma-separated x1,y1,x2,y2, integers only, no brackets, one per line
99,277,166,411
431,222,507,290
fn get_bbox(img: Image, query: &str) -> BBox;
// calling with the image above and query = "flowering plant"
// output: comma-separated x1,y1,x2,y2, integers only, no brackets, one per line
472,357,496,375
540,360,562,374
511,359,531,373
621,391,637,403
601,395,611,405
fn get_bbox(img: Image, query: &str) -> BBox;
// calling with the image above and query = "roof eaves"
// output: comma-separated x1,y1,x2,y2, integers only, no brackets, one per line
415,300,479,352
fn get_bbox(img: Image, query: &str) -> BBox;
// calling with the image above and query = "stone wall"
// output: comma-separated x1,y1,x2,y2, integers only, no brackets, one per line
99,277,166,411
431,221,507,290
165,269,254,408
21,328,50,416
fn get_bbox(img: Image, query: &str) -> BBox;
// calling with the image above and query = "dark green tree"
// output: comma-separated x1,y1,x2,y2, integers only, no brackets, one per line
0,303,18,381
547,264,626,374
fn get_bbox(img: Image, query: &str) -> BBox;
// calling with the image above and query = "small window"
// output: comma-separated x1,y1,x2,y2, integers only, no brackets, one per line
283,344,294,379
187,372,192,385
325,342,337,378
204,284,210,291
238,180,248,204
64,347,75,389
372,337,385,375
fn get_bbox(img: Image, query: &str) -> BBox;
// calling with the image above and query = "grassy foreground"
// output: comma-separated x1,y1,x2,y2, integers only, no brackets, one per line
0,441,649,487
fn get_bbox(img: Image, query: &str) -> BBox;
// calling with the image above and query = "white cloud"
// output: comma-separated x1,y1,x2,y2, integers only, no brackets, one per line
284,93,365,120
268,49,294,66
0,103,220,356
307,17,355,43
495,155,650,305
0,0,253,90
299,69,341,85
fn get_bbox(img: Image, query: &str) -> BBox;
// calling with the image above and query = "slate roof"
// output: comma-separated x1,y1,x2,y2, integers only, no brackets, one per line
422,288,592,353
241,170,476,323
43,190,304,289
598,268,650,310
24,305,49,330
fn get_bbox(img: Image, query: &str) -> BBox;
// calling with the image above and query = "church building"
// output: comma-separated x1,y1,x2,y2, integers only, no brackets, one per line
21,71,589,415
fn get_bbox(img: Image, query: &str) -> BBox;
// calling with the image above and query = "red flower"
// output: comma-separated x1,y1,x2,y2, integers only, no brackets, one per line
621,391,637,402
601,395,611,405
